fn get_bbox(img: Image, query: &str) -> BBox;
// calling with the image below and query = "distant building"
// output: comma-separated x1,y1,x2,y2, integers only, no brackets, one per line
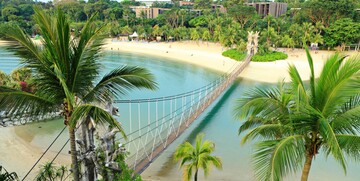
179,1,194,6
211,4,226,13
247,2,287,18
134,0,172,6
130,6,170,19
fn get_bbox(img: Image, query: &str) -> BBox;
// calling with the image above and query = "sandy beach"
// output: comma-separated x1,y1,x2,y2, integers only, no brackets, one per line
0,39,359,179
103,40,359,83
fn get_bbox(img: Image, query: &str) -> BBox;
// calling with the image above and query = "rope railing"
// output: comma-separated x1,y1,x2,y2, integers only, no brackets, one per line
113,58,241,103
120,55,252,173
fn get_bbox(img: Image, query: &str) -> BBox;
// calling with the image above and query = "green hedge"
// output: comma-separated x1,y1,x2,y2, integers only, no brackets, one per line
251,52,288,62
222,49,246,61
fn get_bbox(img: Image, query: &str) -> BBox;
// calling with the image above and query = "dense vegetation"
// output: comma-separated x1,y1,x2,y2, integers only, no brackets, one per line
0,0,359,53
251,51,288,62
222,49,246,61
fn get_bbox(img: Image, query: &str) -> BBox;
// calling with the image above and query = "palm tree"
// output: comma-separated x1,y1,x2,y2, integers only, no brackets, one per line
234,49,360,181
35,162,68,181
302,22,315,45
281,34,295,51
0,166,18,181
174,133,222,181
311,33,324,45
0,8,156,180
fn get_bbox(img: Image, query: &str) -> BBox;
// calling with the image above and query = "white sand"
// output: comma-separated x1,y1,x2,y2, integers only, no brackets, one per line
0,39,359,179
103,40,358,83
0,126,70,179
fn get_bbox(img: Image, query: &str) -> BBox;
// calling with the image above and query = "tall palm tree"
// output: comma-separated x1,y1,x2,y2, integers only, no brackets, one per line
234,49,360,181
174,133,222,181
0,7,156,180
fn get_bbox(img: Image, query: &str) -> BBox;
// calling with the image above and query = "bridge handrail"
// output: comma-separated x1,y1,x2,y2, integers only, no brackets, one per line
113,56,244,103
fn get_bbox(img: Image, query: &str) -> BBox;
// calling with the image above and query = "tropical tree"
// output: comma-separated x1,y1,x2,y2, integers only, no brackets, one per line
311,33,323,45
281,34,295,51
174,133,222,181
0,166,18,181
190,28,200,44
234,49,360,181
202,29,211,45
0,7,157,180
302,22,315,45
35,162,68,181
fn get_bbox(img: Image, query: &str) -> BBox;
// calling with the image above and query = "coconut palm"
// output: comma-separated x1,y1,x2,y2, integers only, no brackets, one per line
0,166,18,181
281,34,295,51
174,133,222,181
0,7,156,180
35,162,68,181
234,49,360,181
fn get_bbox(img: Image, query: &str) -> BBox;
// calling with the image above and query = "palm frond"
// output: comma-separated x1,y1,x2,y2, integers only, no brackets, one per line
304,48,315,101
316,54,360,116
69,13,107,95
336,135,360,161
253,135,305,181
332,95,360,134
319,118,347,173
0,86,57,116
234,85,291,123
69,104,127,139
82,66,157,103
241,124,291,144
288,64,308,109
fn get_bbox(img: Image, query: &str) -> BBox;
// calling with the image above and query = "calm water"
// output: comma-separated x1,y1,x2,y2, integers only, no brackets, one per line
1,47,359,181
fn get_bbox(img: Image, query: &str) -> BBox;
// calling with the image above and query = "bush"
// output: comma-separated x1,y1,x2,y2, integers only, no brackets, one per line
222,49,246,61
251,51,288,62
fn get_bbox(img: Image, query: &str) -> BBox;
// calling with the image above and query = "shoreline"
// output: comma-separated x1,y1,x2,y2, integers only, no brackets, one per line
0,39,359,179
102,40,359,83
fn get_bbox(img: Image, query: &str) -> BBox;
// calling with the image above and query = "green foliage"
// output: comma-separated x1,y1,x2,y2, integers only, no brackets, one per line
222,49,246,61
302,0,357,27
234,49,360,181
174,133,222,181
324,18,360,47
35,162,68,181
96,144,142,181
0,166,18,181
251,51,288,62
189,16,207,27
1,7,157,180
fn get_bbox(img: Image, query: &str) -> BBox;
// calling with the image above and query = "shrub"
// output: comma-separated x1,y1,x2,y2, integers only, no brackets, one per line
222,49,246,61
251,51,288,62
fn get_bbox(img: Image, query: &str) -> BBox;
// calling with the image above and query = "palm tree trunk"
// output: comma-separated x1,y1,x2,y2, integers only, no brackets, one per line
300,153,313,181
194,169,198,181
69,126,80,181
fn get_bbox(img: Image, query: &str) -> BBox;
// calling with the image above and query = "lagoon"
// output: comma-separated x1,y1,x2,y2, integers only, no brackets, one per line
0,47,359,180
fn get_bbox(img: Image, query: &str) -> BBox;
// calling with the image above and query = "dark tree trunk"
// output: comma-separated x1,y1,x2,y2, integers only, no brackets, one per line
194,169,198,181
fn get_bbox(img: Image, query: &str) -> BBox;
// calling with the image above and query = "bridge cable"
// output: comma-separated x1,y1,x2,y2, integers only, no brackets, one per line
22,125,67,181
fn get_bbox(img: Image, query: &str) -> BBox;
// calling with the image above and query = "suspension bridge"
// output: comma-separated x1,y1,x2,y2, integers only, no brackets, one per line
18,53,252,180
114,54,252,173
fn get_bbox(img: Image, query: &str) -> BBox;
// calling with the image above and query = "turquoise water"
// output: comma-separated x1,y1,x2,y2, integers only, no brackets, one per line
1,47,360,180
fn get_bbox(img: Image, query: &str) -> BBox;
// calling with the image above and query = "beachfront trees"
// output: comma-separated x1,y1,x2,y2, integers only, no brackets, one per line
174,133,222,181
234,49,360,181
323,18,360,48
0,7,156,180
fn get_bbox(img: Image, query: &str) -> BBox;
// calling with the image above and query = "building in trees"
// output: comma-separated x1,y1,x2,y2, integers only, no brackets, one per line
247,2,287,18
135,0,172,6
131,6,170,18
